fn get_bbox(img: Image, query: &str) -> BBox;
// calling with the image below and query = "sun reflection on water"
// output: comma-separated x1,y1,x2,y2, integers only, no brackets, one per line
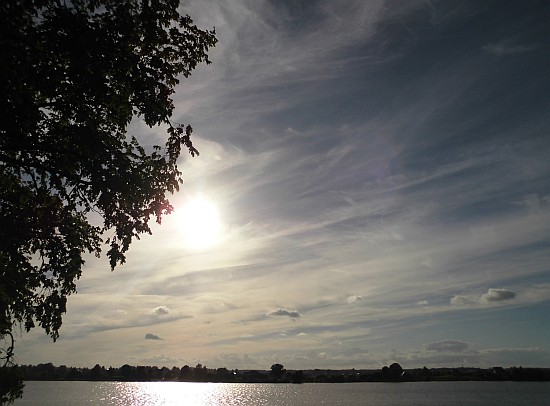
94,381,292,405
103,382,226,405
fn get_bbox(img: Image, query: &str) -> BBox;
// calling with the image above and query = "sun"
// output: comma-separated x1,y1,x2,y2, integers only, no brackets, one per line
180,195,222,250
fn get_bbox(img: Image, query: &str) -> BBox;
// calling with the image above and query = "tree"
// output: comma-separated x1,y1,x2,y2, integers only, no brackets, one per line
0,365,23,405
389,363,403,375
0,0,216,402
270,363,286,380
388,362,403,379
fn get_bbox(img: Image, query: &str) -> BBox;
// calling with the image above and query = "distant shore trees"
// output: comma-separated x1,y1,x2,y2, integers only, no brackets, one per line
15,363,550,384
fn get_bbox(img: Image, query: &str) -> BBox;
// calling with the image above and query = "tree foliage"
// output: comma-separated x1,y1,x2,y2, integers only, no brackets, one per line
0,0,216,402
270,363,286,380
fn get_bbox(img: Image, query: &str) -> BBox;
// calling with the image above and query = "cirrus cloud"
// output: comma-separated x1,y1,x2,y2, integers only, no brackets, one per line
426,340,469,352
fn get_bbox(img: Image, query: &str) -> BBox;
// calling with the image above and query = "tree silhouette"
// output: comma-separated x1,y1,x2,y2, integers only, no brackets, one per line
389,362,403,376
270,363,286,380
379,362,404,381
0,0,216,402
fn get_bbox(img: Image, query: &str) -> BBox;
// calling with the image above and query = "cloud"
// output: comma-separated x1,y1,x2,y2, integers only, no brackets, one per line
480,288,516,303
202,301,231,314
138,354,183,366
426,340,468,352
152,305,170,316
518,193,550,214
482,347,544,355
145,333,163,341
16,0,550,371
347,295,364,304
450,295,475,306
451,289,516,306
482,42,535,56
267,308,302,318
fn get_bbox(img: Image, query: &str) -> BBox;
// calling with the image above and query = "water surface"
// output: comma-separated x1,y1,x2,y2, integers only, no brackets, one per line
14,381,550,405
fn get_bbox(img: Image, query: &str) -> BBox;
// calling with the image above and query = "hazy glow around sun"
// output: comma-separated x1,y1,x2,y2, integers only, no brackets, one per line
180,195,222,250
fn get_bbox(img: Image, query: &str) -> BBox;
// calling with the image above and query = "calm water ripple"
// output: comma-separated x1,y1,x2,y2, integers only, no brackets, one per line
14,380,550,405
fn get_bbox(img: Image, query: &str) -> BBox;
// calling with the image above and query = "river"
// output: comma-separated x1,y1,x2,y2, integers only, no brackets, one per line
13,380,550,405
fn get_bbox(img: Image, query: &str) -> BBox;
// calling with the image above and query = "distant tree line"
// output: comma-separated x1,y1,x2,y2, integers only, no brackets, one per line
16,363,550,383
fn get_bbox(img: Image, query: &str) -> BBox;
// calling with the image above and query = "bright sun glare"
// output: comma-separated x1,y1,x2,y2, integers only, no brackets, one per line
180,195,221,250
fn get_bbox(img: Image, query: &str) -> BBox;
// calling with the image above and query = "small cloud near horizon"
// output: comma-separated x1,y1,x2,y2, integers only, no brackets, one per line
480,288,516,303
267,308,302,318
450,295,476,306
152,305,170,316
347,295,364,304
450,288,516,306
145,333,163,341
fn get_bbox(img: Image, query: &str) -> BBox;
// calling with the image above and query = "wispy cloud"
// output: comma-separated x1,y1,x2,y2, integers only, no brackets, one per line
450,295,476,306
15,0,550,370
347,295,364,304
426,340,469,352
483,42,535,56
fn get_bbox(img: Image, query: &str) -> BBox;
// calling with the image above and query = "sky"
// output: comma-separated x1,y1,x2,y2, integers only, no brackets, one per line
18,0,550,370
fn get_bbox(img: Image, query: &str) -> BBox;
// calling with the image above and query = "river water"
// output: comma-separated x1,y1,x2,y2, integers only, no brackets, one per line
13,380,550,405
